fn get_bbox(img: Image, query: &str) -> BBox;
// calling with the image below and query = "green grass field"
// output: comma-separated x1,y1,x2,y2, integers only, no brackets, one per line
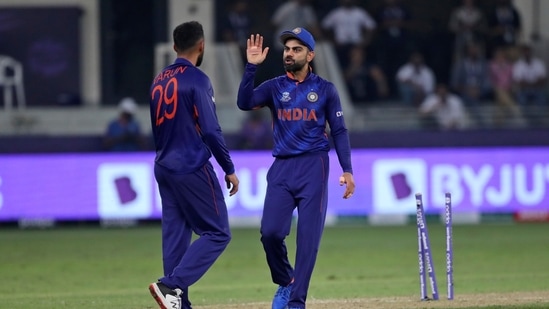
0,222,548,308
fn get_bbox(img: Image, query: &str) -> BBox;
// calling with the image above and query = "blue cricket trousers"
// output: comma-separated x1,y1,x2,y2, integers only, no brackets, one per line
154,161,231,304
261,151,329,308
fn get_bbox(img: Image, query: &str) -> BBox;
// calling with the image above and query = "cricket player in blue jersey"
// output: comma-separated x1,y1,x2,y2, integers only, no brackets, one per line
148,21,239,309
237,28,356,309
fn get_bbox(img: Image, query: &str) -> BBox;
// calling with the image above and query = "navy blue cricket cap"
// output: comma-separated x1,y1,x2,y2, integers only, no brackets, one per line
280,27,315,51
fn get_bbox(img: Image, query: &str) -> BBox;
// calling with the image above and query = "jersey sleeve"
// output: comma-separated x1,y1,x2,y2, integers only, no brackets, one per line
361,10,377,29
325,83,353,174
321,11,335,29
419,95,437,113
194,74,235,175
237,63,273,111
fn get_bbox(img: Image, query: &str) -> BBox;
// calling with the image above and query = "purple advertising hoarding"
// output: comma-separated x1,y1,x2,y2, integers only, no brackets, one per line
1,147,549,221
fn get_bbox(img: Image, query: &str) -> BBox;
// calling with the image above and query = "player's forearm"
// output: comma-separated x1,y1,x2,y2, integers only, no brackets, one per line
238,63,270,110
332,133,353,174
237,63,259,110
203,132,235,175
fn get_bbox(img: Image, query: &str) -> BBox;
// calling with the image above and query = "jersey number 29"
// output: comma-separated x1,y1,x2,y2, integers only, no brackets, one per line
152,77,178,126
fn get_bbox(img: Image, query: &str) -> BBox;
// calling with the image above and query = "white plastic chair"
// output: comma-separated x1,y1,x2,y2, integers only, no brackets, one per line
0,55,26,111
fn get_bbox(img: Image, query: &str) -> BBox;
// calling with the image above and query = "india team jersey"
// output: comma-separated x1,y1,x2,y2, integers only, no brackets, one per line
238,63,352,173
150,58,234,175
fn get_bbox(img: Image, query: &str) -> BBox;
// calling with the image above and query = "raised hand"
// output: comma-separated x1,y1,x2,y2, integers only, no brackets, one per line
246,34,269,65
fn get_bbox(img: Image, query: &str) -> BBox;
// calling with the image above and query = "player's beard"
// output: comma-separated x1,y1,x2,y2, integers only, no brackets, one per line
283,57,306,73
196,51,204,67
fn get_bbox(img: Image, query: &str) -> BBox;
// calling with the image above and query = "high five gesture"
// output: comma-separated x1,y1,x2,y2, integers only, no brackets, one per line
237,27,355,309
246,34,269,65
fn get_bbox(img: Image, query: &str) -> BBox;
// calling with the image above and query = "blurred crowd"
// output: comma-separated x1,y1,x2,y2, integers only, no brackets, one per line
217,0,548,134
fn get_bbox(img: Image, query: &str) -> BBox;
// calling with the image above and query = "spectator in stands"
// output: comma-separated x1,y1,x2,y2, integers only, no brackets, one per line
321,0,376,69
396,51,435,106
512,44,547,127
237,109,272,150
450,43,492,128
486,0,521,58
267,0,322,80
374,0,414,98
448,0,486,62
103,97,147,152
489,47,522,127
271,0,322,51
419,83,469,130
221,0,254,64
343,46,389,104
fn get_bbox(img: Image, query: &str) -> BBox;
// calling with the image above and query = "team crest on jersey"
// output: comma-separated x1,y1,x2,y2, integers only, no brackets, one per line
280,92,291,102
307,91,318,102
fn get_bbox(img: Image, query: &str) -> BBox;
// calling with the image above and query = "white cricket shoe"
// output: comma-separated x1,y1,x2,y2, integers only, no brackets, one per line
149,281,182,309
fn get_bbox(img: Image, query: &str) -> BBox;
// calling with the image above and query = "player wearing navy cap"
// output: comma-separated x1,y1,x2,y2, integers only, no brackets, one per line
237,28,355,309
148,21,239,309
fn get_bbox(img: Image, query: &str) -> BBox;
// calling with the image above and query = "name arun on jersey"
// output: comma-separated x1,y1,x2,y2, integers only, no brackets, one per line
277,108,317,121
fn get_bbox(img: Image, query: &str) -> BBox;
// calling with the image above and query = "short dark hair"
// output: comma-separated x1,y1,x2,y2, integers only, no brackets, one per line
173,21,204,53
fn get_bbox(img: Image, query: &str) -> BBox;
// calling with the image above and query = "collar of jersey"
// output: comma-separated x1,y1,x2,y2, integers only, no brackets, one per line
286,66,313,83
174,57,194,66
